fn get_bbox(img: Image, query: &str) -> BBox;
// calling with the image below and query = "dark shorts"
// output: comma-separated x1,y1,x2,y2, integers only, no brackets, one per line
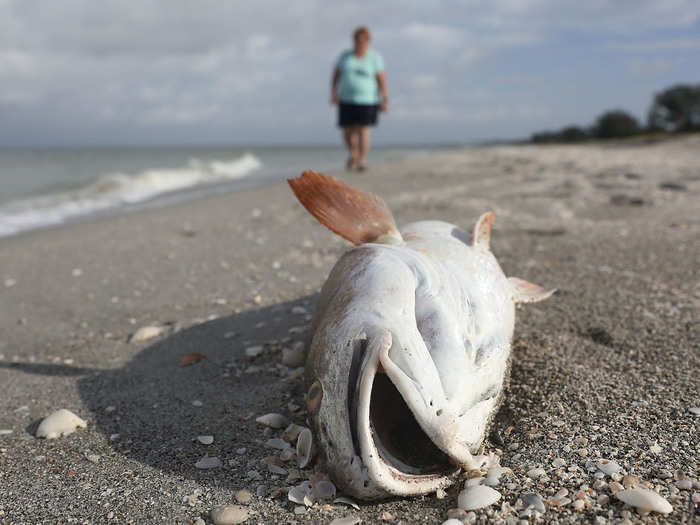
338,102,380,127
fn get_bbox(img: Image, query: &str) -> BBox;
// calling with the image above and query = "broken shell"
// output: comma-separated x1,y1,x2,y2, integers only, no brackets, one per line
615,487,672,514
596,459,622,476
464,477,484,487
296,427,314,468
265,438,291,450
622,474,640,488
521,492,546,514
288,481,312,505
36,409,87,439
333,496,360,510
245,345,263,359
282,423,306,443
197,435,214,445
268,464,287,475
458,485,501,510
485,466,511,486
312,479,337,500
279,448,296,462
256,413,288,429
195,456,222,469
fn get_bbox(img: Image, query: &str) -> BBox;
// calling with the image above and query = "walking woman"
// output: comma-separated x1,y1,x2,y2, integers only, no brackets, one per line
331,26,388,171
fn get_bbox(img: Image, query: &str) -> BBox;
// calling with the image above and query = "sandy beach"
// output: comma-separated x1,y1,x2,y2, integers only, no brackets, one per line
0,137,698,523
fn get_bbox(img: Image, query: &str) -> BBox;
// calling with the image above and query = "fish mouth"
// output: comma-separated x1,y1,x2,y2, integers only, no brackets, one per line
369,372,454,475
350,331,458,495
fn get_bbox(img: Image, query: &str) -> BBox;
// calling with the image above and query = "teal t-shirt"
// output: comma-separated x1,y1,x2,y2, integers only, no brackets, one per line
336,49,384,105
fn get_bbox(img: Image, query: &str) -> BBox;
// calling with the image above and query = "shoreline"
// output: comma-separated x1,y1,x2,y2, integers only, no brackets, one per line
1,137,697,523
0,144,459,241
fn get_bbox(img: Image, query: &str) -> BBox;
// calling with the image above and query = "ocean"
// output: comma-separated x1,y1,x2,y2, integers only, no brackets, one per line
0,145,451,238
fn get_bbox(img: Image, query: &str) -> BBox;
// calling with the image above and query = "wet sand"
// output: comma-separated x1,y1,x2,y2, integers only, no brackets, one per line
0,136,698,523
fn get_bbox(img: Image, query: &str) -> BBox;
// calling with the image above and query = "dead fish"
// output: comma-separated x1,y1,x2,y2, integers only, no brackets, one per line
288,171,555,500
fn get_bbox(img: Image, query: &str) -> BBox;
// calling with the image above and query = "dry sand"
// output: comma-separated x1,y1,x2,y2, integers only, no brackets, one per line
0,136,698,524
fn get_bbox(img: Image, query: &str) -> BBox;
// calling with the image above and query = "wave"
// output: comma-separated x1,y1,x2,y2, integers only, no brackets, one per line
0,153,262,238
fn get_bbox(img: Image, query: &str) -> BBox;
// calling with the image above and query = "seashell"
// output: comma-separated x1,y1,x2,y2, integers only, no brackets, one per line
596,459,621,476
197,435,214,445
210,504,248,525
289,171,555,500
129,325,165,342
526,467,546,478
457,485,501,510
256,413,288,429
296,427,314,468
442,520,464,525
615,487,672,514
36,409,87,439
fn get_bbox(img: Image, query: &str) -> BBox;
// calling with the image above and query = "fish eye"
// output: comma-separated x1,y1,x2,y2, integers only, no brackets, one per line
450,227,471,245
307,380,323,412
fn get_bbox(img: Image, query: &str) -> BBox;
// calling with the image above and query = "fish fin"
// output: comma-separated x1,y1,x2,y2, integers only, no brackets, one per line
288,170,402,245
472,212,495,247
509,277,557,303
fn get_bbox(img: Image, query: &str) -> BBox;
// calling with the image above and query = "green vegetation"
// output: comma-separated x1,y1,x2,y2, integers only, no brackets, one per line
530,83,700,143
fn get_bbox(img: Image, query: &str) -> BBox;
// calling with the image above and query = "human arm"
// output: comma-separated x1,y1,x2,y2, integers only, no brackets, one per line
331,67,341,105
376,71,388,112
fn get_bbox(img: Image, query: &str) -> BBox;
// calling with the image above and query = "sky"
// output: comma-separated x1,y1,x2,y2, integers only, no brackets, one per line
0,0,699,147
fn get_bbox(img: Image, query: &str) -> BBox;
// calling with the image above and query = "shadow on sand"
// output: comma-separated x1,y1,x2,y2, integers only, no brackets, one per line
4,296,317,490
3,293,561,493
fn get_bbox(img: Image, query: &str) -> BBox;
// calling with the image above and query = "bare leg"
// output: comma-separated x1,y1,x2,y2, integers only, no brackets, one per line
343,127,360,169
357,126,370,169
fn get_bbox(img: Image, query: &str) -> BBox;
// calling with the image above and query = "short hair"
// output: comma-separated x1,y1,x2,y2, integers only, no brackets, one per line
353,26,370,40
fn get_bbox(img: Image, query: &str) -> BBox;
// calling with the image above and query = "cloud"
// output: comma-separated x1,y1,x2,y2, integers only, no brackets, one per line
400,23,466,52
627,57,683,76
0,0,698,145
610,37,700,51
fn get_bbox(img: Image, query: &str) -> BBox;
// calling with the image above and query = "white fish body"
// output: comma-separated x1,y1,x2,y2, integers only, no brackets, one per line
289,171,554,500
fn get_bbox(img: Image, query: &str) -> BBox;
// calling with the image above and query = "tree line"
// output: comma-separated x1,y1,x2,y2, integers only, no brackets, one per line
531,83,700,143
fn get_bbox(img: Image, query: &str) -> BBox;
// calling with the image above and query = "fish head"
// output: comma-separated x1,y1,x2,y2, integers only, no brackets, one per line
290,172,555,499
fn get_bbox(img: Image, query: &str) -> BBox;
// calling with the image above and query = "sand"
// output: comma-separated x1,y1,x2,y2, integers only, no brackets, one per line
0,136,698,524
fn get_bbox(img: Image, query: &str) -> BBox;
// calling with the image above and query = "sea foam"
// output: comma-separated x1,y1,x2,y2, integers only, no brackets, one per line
0,153,262,237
